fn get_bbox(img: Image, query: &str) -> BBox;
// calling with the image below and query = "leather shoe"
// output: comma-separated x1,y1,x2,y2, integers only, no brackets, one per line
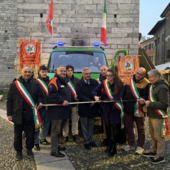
65,136,68,142
100,139,109,147
58,146,66,151
84,144,91,150
34,144,40,151
16,151,22,161
50,151,65,157
105,141,112,153
27,149,34,158
90,141,97,147
108,142,117,157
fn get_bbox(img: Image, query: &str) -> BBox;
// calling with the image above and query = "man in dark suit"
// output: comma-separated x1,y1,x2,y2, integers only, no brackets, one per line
7,67,43,161
76,68,99,150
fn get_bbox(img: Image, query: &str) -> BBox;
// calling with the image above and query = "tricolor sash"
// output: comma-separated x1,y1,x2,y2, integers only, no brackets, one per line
129,77,143,115
15,81,42,129
67,79,78,113
96,78,104,94
149,85,170,138
103,79,124,129
67,79,77,97
36,79,48,96
96,78,101,85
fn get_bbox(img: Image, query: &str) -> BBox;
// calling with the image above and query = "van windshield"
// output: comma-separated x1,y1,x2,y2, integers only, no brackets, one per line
48,51,107,73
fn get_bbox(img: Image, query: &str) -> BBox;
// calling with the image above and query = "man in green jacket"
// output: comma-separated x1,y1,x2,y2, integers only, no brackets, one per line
143,69,169,164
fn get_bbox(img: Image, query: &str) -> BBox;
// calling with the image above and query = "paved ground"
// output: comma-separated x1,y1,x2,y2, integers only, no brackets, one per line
0,116,37,170
62,116,170,170
1,94,170,170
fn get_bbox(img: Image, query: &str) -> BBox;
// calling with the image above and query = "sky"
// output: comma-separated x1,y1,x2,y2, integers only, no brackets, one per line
140,0,170,38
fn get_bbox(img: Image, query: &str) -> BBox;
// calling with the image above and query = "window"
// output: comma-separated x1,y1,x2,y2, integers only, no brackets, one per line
143,46,146,51
145,46,147,51
149,44,151,50
167,50,170,58
161,45,164,58
151,43,153,49
165,41,167,60
166,17,169,30
157,37,160,44
146,45,148,51
48,51,107,73
162,34,164,41
157,49,159,60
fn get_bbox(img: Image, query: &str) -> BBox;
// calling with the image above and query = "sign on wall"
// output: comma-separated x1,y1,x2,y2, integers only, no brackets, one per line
118,56,139,83
20,39,41,68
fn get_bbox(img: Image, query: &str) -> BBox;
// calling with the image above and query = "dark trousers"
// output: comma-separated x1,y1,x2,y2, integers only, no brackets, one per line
80,117,95,144
105,119,120,144
14,120,35,151
124,111,145,147
51,119,67,153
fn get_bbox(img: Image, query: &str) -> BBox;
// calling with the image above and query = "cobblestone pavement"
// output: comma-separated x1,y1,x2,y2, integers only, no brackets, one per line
61,116,170,170
0,117,36,170
1,95,170,170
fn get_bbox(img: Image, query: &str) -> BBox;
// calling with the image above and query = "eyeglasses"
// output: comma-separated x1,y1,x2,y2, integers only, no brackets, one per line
84,73,91,75
106,75,113,77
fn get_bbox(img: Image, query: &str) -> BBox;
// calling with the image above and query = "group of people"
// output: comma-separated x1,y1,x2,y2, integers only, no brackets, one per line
6,64,169,165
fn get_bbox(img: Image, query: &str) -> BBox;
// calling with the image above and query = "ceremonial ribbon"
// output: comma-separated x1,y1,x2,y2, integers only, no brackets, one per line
129,77,144,115
67,79,78,112
96,78,101,85
67,79,77,97
36,79,48,96
103,79,124,129
149,85,170,138
96,78,104,94
15,81,42,129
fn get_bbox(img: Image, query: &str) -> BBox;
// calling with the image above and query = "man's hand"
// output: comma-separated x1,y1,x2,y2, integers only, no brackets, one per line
143,105,147,112
63,100,69,106
74,95,78,101
139,98,145,104
90,102,95,107
37,103,43,110
94,96,100,102
145,100,150,107
8,116,12,121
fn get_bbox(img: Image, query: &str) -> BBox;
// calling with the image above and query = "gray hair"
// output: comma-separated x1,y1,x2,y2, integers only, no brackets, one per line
147,69,161,77
82,67,91,74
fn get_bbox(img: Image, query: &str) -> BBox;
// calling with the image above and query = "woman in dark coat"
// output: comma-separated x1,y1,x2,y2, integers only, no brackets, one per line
92,69,123,156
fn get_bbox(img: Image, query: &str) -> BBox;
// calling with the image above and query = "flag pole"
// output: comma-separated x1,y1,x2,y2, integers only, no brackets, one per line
52,20,53,48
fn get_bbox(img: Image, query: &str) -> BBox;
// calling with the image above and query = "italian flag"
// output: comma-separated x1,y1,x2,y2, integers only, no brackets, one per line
101,0,107,46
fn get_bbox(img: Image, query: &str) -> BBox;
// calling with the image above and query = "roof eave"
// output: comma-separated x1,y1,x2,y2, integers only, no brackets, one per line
148,19,165,35
160,3,170,18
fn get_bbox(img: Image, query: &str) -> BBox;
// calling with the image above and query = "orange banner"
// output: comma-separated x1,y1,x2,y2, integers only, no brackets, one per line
118,56,139,83
20,39,41,68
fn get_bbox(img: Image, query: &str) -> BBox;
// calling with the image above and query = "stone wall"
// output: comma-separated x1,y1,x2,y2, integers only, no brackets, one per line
0,0,17,88
0,0,139,87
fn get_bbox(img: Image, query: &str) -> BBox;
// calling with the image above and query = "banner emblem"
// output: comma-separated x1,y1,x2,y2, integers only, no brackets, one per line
25,44,36,54
124,60,134,70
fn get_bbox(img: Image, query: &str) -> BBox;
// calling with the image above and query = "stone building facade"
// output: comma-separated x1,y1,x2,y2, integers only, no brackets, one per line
0,0,17,87
148,3,170,66
0,0,139,88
